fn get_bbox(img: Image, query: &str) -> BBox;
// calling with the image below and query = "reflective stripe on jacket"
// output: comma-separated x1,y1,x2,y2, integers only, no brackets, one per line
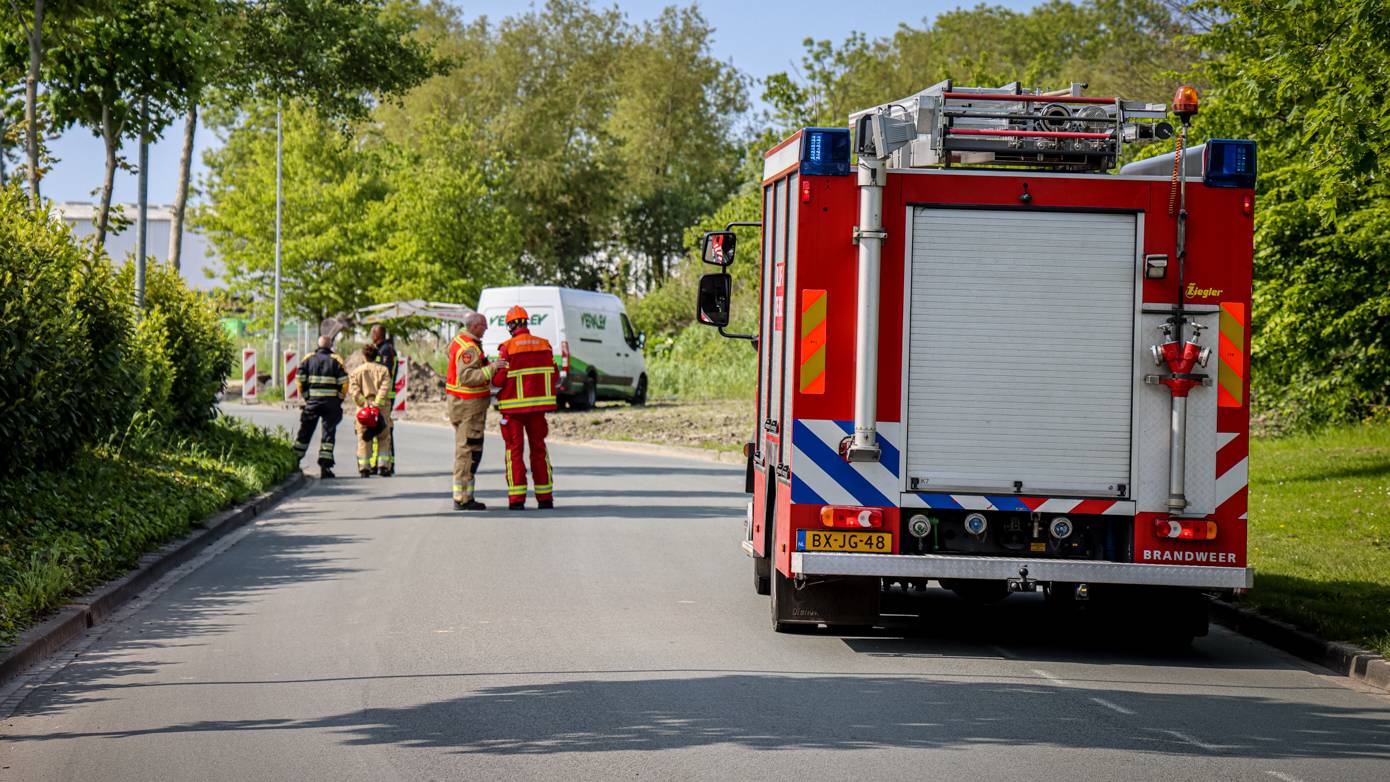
445,333,492,399
494,328,557,413
349,360,392,409
297,347,348,403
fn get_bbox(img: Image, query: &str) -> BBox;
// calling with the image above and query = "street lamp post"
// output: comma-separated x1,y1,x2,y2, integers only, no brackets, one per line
135,96,149,310
272,102,284,387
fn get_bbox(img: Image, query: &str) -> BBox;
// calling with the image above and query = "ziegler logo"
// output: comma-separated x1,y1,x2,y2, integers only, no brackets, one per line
581,313,607,330
1185,283,1223,298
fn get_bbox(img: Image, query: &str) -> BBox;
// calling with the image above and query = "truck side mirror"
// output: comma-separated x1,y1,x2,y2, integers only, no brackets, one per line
637,330,646,349
696,273,732,328
702,231,737,267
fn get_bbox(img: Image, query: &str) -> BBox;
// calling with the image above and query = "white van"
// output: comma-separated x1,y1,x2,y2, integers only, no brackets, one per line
475,286,647,408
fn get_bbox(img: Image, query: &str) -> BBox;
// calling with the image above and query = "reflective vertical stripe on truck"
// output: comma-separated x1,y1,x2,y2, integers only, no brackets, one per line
1218,302,1246,408
799,289,827,394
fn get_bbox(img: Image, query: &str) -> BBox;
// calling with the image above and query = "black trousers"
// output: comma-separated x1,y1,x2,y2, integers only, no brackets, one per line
294,402,343,467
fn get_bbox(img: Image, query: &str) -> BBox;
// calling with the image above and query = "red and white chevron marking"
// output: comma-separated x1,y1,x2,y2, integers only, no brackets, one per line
283,350,299,401
1215,430,1249,519
242,348,257,402
393,357,408,415
904,493,1137,515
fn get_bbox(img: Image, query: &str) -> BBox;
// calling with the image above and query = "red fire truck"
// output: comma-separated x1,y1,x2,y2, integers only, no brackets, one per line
697,81,1256,640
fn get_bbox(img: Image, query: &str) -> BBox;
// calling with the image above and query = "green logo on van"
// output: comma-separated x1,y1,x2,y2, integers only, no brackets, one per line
490,313,547,326
581,312,607,330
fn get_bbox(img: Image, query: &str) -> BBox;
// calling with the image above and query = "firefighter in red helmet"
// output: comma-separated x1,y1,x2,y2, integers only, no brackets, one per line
492,305,558,510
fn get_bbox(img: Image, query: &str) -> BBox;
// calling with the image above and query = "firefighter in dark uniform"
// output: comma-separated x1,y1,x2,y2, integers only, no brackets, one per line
368,324,398,475
294,335,350,478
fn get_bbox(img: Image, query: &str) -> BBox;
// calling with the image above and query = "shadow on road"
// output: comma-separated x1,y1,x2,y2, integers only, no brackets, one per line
11,672,1390,761
10,521,365,719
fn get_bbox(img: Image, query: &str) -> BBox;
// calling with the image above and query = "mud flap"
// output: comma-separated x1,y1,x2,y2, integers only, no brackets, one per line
773,572,880,628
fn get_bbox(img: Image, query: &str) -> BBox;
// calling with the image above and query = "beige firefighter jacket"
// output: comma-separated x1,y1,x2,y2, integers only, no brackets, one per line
349,360,393,409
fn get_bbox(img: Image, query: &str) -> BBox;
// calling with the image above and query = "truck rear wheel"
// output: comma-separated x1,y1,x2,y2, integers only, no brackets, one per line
753,555,771,595
770,570,811,633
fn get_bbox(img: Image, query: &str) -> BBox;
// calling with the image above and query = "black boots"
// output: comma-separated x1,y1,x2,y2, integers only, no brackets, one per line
454,499,487,511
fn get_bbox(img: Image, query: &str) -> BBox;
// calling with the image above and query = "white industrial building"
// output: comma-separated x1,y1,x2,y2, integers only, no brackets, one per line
53,202,223,290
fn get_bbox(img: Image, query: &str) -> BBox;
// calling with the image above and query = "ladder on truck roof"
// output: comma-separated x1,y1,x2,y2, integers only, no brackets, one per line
850,80,1173,172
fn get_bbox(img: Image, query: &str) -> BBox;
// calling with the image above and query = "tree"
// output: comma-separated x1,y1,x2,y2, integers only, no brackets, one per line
168,0,439,271
7,0,46,207
607,6,748,290
1194,0,1390,426
44,0,216,250
763,1,1195,132
365,116,521,305
377,0,629,287
197,103,386,324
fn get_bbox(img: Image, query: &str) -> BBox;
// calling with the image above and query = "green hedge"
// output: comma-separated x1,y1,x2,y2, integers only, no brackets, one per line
0,186,289,648
0,187,141,473
0,416,298,647
0,186,233,476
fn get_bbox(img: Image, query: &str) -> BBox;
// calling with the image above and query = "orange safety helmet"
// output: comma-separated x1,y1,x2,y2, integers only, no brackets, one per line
505,305,530,327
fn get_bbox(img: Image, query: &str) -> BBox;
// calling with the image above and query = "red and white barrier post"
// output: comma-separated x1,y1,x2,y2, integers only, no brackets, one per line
242,348,258,403
394,356,408,418
283,350,299,402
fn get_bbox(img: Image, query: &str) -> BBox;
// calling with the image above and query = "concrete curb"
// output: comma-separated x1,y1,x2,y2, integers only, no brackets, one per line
1209,598,1390,692
0,470,307,687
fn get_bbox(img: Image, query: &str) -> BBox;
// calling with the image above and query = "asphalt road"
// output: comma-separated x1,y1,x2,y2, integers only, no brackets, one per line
2,405,1389,781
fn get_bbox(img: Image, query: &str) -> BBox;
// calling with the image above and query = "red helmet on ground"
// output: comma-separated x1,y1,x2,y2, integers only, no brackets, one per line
505,305,530,328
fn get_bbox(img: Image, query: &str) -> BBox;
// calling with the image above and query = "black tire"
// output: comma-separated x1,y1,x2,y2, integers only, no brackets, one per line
770,569,813,633
572,376,597,410
753,556,771,595
630,374,647,406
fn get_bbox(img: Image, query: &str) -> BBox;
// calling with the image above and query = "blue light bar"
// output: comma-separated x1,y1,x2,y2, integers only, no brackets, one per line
1203,138,1256,188
800,127,851,176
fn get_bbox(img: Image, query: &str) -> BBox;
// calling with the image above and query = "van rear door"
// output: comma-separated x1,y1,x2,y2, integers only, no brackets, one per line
482,306,560,359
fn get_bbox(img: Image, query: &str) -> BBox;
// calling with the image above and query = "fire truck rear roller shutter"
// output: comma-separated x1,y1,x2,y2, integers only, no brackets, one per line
905,208,1137,497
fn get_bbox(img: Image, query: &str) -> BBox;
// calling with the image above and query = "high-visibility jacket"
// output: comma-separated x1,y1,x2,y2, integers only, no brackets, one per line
349,359,392,409
374,339,399,400
494,327,558,413
446,333,493,399
297,347,349,405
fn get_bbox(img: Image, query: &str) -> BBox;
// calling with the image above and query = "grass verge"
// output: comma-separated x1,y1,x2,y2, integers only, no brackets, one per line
1247,422,1390,656
0,416,298,650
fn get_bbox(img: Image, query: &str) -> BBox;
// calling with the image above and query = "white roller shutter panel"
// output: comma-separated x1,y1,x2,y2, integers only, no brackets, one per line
906,208,1136,497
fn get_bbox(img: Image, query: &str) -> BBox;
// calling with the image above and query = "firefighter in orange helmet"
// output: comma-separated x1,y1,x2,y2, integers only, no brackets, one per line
492,305,558,510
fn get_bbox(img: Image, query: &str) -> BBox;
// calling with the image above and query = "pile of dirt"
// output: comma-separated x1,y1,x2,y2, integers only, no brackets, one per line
400,397,756,455
542,400,754,452
406,360,447,403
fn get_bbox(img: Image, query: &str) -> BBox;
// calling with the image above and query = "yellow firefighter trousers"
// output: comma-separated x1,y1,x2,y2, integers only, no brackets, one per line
356,409,393,471
449,395,489,501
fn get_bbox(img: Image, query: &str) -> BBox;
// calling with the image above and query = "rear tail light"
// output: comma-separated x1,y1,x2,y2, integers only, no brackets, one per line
560,340,570,374
820,506,883,529
1155,518,1218,541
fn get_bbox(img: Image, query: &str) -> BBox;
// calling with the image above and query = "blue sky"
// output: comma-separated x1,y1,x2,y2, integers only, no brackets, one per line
39,0,1039,205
